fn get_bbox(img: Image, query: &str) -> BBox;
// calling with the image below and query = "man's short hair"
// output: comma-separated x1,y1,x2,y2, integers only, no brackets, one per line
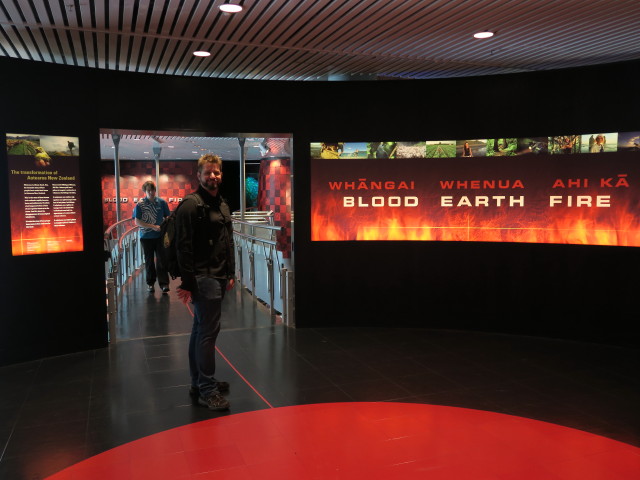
142,180,156,192
198,153,223,173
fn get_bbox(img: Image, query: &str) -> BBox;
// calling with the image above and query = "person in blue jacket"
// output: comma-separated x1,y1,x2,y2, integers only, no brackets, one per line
133,181,171,293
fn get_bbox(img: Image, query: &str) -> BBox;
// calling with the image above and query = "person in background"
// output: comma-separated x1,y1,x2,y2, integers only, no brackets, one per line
590,134,606,153
133,180,171,293
462,141,473,157
175,154,236,411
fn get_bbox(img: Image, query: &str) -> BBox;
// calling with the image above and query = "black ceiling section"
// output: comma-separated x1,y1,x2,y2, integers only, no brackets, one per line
0,0,638,81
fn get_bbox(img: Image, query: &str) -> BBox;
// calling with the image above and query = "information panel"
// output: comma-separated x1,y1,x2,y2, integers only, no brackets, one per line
6,134,83,255
310,132,640,246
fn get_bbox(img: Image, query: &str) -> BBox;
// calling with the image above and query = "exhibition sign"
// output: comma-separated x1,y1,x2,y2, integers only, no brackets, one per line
310,133,640,246
6,134,83,255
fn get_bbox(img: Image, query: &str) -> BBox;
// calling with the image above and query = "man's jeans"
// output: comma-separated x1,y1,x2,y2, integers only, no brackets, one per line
189,275,227,399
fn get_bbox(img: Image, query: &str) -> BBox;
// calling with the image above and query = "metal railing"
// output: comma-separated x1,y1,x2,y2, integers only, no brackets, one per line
232,211,294,326
103,210,296,342
104,218,143,343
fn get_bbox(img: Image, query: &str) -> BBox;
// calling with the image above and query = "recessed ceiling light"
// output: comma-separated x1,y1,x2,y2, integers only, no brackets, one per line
219,3,242,13
193,51,211,57
473,31,494,39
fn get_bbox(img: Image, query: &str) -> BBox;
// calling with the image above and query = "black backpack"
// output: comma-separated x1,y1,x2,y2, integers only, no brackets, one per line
160,193,207,280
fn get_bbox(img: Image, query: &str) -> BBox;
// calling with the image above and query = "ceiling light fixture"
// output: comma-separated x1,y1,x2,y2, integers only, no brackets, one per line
193,51,211,57
473,31,494,39
219,2,242,13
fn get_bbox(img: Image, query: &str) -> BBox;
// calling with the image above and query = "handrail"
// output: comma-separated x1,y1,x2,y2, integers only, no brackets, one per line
234,231,278,246
104,217,136,239
232,210,273,216
104,217,143,283
103,217,143,344
233,219,283,232
119,226,140,250
232,211,274,224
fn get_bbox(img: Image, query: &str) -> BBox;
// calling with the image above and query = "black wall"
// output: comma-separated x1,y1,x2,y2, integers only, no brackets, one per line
1,57,638,365
293,62,640,347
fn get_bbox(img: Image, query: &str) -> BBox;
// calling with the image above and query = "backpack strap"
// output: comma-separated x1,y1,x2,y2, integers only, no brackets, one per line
185,192,208,221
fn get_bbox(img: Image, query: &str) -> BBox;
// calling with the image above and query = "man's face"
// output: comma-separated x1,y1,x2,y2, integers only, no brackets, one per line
145,187,156,200
198,162,222,193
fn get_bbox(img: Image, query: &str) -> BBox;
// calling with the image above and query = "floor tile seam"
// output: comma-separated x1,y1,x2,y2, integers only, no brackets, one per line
310,363,381,394
461,386,548,410
554,369,640,391
329,338,394,364
122,324,280,345
471,362,561,383
367,361,459,388
307,328,363,349
560,399,640,426
395,382,470,398
516,382,633,406
382,393,493,407
85,349,99,455
560,410,637,436
0,358,44,463
333,384,360,402
524,361,613,379
146,354,188,361
333,374,434,396
508,376,584,400
388,364,470,386
8,415,92,433
512,377,636,409
90,400,196,417
119,335,185,344
215,344,332,398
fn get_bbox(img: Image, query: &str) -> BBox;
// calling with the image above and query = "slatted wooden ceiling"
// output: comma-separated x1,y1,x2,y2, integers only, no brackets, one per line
1,0,639,80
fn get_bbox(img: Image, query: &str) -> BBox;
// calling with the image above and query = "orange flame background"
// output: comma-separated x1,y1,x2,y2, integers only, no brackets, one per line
312,197,640,246
310,155,640,247
11,223,84,255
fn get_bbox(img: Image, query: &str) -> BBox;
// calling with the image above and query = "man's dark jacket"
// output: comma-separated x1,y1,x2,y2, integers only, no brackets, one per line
175,185,235,293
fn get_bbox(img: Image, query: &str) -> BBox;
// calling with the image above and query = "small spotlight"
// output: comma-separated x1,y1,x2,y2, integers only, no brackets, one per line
473,31,494,39
193,51,211,57
219,3,242,13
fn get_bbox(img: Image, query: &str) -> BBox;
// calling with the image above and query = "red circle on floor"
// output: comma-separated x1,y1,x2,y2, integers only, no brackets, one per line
45,402,639,479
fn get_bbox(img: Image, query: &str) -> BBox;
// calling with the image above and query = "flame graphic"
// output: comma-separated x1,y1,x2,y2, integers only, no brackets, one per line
311,196,640,246
12,222,84,255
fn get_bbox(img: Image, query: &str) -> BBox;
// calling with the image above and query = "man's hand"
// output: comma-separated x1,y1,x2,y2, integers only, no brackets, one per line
176,287,191,304
227,278,235,291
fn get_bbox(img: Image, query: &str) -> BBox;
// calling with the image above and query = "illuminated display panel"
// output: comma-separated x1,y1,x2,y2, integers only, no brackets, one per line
6,134,83,255
310,132,640,246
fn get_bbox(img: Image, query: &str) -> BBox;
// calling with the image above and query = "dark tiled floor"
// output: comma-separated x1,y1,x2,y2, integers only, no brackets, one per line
0,274,638,479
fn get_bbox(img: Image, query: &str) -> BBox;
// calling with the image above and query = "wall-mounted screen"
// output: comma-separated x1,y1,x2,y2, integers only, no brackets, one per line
6,134,83,255
310,132,640,246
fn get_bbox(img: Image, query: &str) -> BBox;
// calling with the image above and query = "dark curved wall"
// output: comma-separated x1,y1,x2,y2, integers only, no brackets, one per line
1,57,638,365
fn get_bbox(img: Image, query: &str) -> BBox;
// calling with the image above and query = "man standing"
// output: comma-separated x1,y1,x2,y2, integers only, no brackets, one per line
133,181,171,293
175,154,235,411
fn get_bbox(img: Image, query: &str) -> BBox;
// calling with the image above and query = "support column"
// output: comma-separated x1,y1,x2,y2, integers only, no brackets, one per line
153,141,162,191
112,132,122,223
238,137,246,221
